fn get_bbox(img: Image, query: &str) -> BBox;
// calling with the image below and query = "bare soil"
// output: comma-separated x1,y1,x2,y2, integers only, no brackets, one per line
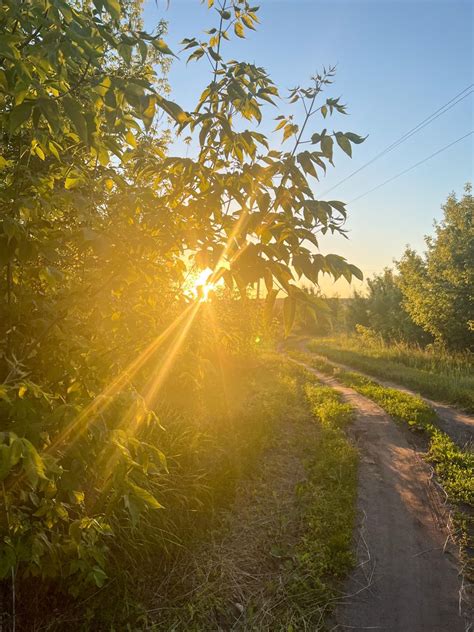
295,359,471,632
304,347,474,448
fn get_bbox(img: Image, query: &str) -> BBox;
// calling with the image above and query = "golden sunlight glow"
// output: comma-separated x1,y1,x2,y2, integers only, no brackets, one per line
192,268,216,302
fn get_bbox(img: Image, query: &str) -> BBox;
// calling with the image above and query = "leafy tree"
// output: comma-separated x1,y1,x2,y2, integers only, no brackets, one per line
364,268,429,343
0,0,178,376
397,185,474,350
345,289,369,331
0,0,367,618
293,285,332,335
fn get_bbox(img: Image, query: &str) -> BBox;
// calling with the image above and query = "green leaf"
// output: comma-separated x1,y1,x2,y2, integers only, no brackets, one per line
63,96,88,144
345,132,367,144
242,14,256,30
118,42,132,64
39,99,61,133
152,39,176,57
138,39,148,63
140,95,156,128
187,48,205,63
33,144,45,160
69,520,83,545
94,76,112,97
335,132,352,157
9,102,33,133
48,141,61,160
321,135,333,161
349,264,364,281
0,39,19,62
297,151,317,178
283,124,298,142
128,480,164,510
65,175,81,190
20,438,47,487
91,566,108,587
102,0,121,20
328,200,347,216
125,130,137,147
157,96,188,124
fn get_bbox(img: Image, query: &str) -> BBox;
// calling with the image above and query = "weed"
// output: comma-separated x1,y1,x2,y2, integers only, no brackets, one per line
297,348,474,582
308,336,474,412
281,378,358,625
151,361,358,631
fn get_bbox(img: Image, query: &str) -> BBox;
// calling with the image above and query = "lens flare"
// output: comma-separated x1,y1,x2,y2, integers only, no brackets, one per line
192,268,216,302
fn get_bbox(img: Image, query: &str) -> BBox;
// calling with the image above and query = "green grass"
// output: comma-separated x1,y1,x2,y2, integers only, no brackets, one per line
294,349,473,580
308,335,474,412
283,376,358,625
151,361,358,631
337,372,473,506
298,348,473,507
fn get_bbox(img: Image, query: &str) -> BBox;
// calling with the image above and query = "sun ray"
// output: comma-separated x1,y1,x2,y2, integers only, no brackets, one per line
204,302,232,422
44,303,196,457
94,300,203,491
207,205,251,285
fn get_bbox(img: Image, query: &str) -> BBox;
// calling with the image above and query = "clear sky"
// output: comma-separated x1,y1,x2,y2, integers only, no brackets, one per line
142,0,473,296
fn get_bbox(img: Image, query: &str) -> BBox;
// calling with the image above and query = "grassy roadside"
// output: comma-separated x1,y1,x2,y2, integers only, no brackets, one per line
286,376,358,627
338,371,473,506
308,336,474,413
11,355,356,631
291,348,473,580
150,359,358,631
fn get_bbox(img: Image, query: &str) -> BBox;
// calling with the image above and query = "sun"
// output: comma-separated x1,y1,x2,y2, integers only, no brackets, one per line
192,268,216,302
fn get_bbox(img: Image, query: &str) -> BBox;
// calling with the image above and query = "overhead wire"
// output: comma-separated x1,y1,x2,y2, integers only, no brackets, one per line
348,130,473,204
320,84,474,197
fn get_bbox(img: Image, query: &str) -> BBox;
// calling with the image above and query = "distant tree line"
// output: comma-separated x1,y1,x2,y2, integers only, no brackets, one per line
299,185,473,352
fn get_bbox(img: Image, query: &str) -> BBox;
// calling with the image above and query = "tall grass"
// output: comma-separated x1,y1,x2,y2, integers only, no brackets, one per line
152,363,358,631
3,353,302,630
295,350,473,579
308,333,474,412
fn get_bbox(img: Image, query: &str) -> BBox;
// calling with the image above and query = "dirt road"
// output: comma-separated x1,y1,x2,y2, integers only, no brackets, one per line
293,359,470,631
303,348,474,448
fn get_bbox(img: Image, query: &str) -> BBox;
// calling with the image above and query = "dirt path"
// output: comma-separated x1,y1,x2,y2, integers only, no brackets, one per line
300,342,474,448
292,359,470,631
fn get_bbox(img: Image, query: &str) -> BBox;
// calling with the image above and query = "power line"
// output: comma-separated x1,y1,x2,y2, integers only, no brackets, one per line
321,83,474,197
348,130,473,204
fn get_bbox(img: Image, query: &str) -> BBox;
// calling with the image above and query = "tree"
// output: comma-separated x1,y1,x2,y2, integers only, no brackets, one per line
397,185,474,350
0,0,177,377
0,0,367,606
345,289,369,331
364,268,429,343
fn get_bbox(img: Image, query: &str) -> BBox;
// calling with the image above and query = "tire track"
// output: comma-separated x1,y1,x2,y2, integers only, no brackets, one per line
293,358,469,631
304,347,474,448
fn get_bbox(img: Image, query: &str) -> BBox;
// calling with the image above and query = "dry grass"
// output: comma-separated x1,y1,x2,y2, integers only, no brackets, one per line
150,412,318,630
145,363,358,631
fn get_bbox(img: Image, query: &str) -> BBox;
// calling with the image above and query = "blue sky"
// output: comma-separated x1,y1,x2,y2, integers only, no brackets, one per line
142,0,473,296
